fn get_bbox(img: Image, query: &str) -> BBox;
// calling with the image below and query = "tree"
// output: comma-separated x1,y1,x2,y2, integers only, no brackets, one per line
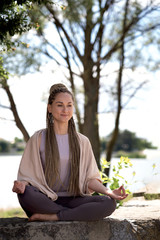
26,0,160,166
0,139,11,152
0,57,30,142
1,0,160,166
0,0,55,141
0,0,52,49
103,129,157,152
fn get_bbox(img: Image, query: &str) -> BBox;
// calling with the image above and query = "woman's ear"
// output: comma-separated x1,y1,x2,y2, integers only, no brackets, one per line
47,104,51,113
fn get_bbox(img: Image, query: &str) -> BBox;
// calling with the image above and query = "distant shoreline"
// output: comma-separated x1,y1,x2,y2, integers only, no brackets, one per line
0,152,22,156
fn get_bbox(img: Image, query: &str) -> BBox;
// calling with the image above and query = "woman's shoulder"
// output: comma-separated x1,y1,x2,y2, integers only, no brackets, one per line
77,132,90,144
28,129,46,142
33,129,46,136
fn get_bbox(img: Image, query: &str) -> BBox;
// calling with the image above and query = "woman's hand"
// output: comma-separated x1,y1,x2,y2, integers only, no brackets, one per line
88,179,128,200
107,185,128,200
12,180,27,194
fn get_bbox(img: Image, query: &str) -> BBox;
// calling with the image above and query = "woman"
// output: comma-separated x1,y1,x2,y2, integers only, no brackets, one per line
12,83,128,222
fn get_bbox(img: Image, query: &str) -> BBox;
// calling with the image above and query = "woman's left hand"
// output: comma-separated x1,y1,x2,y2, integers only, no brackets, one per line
107,185,128,200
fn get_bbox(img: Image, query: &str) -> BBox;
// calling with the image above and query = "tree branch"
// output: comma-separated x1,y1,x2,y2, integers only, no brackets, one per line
92,0,115,47
101,1,160,62
55,25,83,131
0,104,10,109
123,80,148,108
45,3,83,62
2,79,30,142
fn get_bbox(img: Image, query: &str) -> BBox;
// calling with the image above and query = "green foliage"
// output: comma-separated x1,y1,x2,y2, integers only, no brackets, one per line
14,137,23,143
2,39,43,76
0,139,11,153
11,137,25,152
62,0,92,23
0,137,25,153
100,156,132,207
144,193,160,200
0,1,30,49
100,156,132,191
0,0,52,50
100,129,157,153
114,129,157,151
0,57,9,86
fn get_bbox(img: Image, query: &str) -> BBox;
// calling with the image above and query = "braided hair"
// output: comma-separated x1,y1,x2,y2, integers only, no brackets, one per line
45,83,80,195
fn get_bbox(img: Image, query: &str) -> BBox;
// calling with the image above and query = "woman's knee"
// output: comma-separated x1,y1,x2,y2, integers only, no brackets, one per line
101,196,117,216
18,186,37,217
18,185,39,209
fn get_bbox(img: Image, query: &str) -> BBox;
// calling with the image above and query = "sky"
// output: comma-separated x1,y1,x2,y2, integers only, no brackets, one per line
0,63,160,149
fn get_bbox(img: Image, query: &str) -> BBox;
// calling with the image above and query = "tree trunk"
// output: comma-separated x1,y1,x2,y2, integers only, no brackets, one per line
2,80,30,142
105,108,121,176
82,74,100,168
80,5,100,168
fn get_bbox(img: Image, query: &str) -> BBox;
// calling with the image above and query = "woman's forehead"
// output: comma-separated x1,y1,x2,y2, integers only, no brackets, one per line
54,92,73,102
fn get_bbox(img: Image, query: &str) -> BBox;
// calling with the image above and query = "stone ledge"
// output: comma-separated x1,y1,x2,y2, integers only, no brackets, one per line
0,217,160,240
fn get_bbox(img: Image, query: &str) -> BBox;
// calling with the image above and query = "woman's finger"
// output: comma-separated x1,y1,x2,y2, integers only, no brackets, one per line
121,186,126,195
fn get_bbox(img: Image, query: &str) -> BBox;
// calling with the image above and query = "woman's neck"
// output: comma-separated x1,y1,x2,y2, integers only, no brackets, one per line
53,122,68,135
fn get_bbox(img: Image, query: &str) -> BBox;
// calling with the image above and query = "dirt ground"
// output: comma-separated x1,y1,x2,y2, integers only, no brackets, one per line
111,196,160,220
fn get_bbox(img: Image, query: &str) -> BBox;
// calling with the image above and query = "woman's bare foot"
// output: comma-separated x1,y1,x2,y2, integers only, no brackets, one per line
28,213,59,222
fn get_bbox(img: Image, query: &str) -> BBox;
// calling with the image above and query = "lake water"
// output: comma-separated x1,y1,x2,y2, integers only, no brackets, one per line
0,155,21,209
0,152,160,209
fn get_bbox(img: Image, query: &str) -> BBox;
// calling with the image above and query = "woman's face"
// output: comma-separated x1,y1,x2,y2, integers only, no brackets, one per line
48,92,74,124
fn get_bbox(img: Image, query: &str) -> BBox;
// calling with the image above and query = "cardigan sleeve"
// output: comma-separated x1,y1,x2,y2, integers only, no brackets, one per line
17,132,42,184
17,130,58,201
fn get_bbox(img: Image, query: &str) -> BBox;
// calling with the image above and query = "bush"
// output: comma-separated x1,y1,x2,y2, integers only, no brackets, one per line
100,156,133,207
0,140,11,153
144,193,160,200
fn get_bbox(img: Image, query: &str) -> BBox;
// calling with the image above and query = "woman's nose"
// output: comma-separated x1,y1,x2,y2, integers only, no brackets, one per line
63,106,67,112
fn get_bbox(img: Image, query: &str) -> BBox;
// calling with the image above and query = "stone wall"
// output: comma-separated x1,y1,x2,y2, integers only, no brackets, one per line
0,217,160,240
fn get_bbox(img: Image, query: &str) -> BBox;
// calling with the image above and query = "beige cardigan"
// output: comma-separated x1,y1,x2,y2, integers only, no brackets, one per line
18,129,102,200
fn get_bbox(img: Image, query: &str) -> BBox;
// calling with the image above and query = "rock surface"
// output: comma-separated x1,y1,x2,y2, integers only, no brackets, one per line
112,196,160,220
0,197,160,240
0,217,160,240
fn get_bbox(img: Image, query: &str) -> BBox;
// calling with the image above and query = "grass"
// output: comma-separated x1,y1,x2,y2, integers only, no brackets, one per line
0,208,27,218
144,193,160,200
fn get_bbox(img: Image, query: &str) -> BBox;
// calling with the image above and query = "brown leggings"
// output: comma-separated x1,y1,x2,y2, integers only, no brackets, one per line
18,185,116,221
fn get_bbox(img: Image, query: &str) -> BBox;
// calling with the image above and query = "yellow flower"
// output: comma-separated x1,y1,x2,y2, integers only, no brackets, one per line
152,163,156,169
120,156,133,167
132,171,136,176
101,157,107,165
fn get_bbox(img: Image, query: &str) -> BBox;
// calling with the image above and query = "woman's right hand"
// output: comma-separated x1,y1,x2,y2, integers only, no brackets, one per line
12,180,27,194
